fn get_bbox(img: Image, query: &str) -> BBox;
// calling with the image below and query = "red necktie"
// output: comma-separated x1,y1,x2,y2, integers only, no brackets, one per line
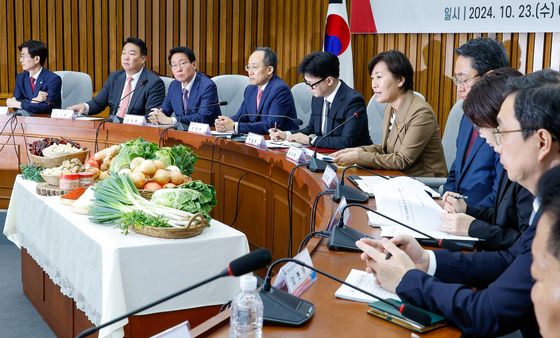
464,128,479,162
256,88,263,110
30,77,36,93
118,77,134,118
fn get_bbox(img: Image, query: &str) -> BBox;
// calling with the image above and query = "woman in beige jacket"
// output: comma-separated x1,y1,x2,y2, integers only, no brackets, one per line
332,50,447,177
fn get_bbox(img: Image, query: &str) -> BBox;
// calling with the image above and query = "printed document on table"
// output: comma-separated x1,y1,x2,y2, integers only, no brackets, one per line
266,140,305,149
335,269,400,303
370,177,478,241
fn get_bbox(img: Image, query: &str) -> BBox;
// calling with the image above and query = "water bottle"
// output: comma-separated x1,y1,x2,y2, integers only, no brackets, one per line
229,275,264,338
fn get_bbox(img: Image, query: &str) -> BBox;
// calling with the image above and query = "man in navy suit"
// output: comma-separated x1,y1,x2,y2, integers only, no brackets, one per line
355,69,560,337
442,38,509,208
68,37,165,117
147,46,219,126
214,47,298,134
269,51,372,149
7,40,61,114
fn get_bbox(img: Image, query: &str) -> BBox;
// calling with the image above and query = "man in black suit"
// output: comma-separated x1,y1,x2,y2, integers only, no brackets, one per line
269,51,372,149
356,69,560,337
68,37,165,118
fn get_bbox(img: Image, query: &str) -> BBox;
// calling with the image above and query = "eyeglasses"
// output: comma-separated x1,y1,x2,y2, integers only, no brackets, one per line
245,65,267,72
492,126,530,145
304,78,326,90
452,74,479,87
170,61,191,70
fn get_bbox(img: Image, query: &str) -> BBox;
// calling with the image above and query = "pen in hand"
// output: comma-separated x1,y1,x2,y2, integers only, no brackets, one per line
452,194,469,201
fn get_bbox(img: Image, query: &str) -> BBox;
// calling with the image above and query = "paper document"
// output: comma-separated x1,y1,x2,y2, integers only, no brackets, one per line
371,177,478,241
75,116,105,121
266,140,305,149
335,269,400,303
211,131,235,136
302,148,334,162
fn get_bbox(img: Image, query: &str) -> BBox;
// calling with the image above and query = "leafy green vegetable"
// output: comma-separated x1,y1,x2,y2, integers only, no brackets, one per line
151,180,217,220
20,164,45,182
124,138,159,160
119,210,171,234
171,144,197,176
110,145,130,173
155,147,174,168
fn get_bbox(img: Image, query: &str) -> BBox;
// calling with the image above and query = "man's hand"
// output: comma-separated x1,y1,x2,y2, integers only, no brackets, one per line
269,129,287,141
32,91,48,103
6,97,21,109
67,103,88,116
148,108,173,125
442,191,467,213
214,116,235,132
440,212,475,236
287,132,310,145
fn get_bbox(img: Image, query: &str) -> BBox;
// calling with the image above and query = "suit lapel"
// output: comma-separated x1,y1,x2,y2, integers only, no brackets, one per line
386,92,414,151
454,117,473,185
187,73,201,109
326,84,345,133
128,69,146,114
35,70,46,94
256,77,274,116
460,134,484,176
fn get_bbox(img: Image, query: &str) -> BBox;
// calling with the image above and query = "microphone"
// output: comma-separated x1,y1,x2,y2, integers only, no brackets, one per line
108,78,149,121
173,101,228,131
328,203,463,252
237,113,304,127
76,248,272,338
332,165,375,203
308,111,360,172
260,258,434,327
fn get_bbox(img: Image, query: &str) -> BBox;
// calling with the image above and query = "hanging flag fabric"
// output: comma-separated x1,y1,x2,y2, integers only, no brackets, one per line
323,0,354,88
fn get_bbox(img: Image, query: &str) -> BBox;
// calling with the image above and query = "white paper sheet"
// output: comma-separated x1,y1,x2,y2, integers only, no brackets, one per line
335,269,400,303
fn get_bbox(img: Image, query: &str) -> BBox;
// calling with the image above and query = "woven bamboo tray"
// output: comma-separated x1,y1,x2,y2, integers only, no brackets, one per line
29,149,89,168
131,213,208,239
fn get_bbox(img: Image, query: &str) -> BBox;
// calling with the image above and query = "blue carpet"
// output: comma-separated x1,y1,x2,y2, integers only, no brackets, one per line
0,212,55,337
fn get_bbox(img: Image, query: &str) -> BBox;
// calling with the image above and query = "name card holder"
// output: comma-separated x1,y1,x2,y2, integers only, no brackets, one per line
151,320,192,338
51,109,76,119
188,122,211,135
0,107,9,116
286,146,306,164
327,196,350,231
272,248,317,297
321,164,339,189
123,114,146,126
245,132,267,150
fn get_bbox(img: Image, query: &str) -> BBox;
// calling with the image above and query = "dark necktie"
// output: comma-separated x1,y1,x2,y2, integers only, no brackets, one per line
182,88,189,113
30,77,36,93
464,128,479,163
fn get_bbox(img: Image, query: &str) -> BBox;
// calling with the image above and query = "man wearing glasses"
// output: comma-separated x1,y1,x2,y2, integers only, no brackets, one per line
355,69,560,337
442,38,509,208
215,47,298,134
148,47,220,126
269,51,372,149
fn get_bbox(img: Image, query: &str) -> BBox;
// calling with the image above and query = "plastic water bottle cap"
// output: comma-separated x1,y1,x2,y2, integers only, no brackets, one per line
239,275,257,291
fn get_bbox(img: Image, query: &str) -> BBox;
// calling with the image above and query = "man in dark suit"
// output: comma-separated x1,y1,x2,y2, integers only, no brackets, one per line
355,69,560,337
68,37,165,118
442,38,509,208
7,40,61,114
269,51,372,149
147,46,220,126
214,47,298,134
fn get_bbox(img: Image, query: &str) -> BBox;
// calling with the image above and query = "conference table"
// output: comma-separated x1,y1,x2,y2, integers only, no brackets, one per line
0,115,460,337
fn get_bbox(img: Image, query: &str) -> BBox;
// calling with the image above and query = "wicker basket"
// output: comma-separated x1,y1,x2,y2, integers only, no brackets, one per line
138,189,154,200
131,213,209,239
29,149,89,168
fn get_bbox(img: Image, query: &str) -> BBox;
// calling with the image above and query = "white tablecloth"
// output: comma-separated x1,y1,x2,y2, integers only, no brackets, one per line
4,177,249,338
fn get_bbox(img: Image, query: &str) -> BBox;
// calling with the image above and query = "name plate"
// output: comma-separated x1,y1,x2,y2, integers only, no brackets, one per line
188,122,211,135
151,320,192,338
286,146,306,164
0,107,8,116
321,164,339,189
123,114,146,126
245,132,267,150
51,109,76,119
272,248,317,297
327,196,350,231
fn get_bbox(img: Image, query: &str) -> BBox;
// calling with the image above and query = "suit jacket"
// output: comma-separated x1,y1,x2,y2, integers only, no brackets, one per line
466,171,534,250
161,72,220,125
87,68,165,116
397,208,541,337
297,80,372,149
443,112,501,208
231,75,298,134
13,69,62,114
356,91,447,177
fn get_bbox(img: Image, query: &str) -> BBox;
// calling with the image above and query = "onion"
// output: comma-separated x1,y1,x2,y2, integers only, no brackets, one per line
119,168,131,176
154,160,165,170
166,165,181,173
152,169,170,185
130,172,146,189
163,183,176,189
169,170,184,185
140,160,157,176
130,157,145,171
143,181,162,191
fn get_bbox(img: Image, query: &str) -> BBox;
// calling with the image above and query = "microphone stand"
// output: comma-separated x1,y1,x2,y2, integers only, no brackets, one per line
308,112,359,172
260,258,434,327
332,165,372,203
